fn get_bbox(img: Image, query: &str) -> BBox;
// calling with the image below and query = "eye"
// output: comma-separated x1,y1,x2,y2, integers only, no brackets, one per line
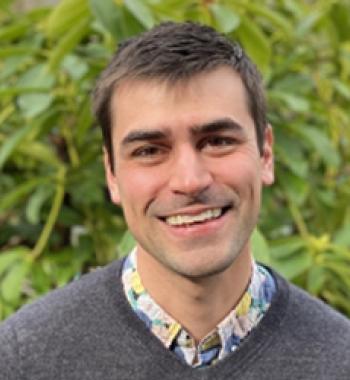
130,144,168,164
132,145,162,157
207,136,233,146
199,135,237,151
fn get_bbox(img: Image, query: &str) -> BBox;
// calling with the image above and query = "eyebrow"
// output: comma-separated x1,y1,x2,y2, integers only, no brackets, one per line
120,117,244,147
190,117,244,135
121,130,169,146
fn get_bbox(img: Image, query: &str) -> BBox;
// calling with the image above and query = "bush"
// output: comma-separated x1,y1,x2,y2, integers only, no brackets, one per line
1,0,350,320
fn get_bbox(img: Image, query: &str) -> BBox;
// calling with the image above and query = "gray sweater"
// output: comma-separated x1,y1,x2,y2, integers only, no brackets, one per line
1,259,350,380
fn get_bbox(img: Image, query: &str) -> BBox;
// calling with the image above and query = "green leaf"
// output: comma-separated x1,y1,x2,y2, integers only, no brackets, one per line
0,302,15,321
89,0,123,37
334,224,350,247
236,16,270,74
118,230,135,257
210,4,240,34
279,171,310,206
46,0,91,39
296,10,324,36
0,45,39,58
307,265,326,295
70,175,105,206
274,130,308,178
0,0,14,11
270,236,306,260
297,127,340,168
76,98,94,144
0,87,51,96
62,55,89,80
123,0,155,29
0,247,29,276
17,64,55,89
0,56,31,81
17,141,62,167
0,123,33,170
150,0,191,22
333,79,350,100
48,17,91,71
0,177,49,212
316,188,336,207
17,93,54,118
0,20,29,41
238,2,293,35
270,91,310,113
26,186,54,225
323,291,350,315
278,154,308,179
330,3,350,42
251,228,270,265
30,263,51,294
1,260,32,303
43,248,82,286
323,261,350,287
271,74,313,95
271,251,312,280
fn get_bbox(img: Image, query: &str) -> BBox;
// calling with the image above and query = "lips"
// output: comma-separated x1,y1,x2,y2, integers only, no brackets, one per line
161,206,231,227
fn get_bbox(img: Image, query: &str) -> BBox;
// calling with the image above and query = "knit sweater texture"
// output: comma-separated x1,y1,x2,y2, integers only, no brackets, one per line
1,259,350,380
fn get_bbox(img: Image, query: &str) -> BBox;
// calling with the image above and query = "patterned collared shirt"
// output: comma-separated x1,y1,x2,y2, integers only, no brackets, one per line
122,249,276,368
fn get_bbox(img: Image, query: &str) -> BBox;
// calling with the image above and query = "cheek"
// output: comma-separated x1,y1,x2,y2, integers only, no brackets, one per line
214,154,261,187
116,167,163,208
211,154,263,207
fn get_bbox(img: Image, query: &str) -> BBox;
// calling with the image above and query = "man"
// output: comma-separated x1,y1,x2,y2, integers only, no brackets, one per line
1,22,350,380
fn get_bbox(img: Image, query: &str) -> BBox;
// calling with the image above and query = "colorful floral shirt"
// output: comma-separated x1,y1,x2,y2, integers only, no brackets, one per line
122,249,276,368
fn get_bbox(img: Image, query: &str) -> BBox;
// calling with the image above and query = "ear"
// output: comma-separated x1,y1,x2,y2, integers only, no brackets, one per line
261,124,274,186
103,147,121,204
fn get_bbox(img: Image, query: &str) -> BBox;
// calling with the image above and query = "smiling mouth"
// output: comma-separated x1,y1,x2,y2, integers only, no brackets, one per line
162,206,231,227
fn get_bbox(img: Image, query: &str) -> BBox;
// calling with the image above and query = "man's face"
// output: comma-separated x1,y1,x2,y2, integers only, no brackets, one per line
105,66,274,278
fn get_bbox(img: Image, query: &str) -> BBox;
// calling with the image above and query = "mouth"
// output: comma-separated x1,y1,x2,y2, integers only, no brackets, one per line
160,206,231,227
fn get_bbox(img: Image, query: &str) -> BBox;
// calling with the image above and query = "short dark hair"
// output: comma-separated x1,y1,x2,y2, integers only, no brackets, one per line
92,22,267,170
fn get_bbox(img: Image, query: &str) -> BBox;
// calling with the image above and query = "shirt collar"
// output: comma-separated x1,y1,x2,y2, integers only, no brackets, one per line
122,248,276,367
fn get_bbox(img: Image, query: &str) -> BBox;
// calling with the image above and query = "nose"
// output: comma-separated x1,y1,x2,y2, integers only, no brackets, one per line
168,147,213,196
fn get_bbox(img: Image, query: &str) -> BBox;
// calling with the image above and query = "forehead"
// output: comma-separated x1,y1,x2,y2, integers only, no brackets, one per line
110,66,254,142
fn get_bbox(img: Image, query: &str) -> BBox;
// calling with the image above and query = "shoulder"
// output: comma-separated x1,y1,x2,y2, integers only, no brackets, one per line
0,258,151,379
0,259,125,358
278,273,350,338
1,258,124,329
265,270,350,376
244,268,350,379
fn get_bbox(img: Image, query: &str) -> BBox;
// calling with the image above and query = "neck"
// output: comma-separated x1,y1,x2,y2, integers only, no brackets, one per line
137,247,252,343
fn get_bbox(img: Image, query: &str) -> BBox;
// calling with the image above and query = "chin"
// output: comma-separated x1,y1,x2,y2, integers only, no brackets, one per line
167,254,239,280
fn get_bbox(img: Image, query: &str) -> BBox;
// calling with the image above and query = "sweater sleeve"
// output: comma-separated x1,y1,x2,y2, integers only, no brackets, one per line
0,320,21,380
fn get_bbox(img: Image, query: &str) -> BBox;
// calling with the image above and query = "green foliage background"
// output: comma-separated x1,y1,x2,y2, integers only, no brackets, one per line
1,0,350,320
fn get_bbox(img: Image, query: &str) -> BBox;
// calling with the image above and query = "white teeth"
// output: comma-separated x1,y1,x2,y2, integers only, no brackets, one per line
165,208,222,226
